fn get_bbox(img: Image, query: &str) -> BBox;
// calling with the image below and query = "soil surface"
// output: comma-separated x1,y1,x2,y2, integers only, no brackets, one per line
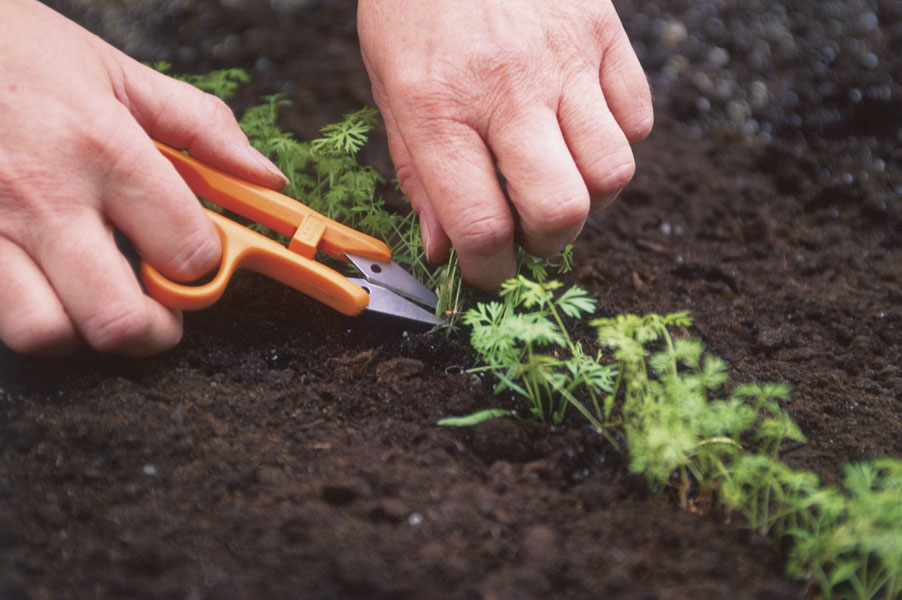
2,1,900,598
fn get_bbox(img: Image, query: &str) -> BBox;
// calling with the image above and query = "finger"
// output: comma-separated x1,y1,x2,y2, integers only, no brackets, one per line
400,118,516,290
488,108,590,258
99,109,222,283
559,73,636,211
0,236,79,355
106,51,288,190
417,202,449,266
596,14,654,143
35,211,183,355
377,96,451,264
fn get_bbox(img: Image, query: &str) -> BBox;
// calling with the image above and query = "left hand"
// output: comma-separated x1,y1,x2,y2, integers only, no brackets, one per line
0,0,287,355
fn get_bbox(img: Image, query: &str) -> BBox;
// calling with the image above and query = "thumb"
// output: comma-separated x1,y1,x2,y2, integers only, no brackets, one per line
107,51,288,190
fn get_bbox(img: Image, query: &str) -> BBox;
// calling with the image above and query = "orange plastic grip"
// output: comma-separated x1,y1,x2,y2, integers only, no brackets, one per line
140,209,370,316
153,141,391,262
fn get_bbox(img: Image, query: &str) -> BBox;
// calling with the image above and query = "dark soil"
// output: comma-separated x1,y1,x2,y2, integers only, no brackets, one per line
2,1,900,598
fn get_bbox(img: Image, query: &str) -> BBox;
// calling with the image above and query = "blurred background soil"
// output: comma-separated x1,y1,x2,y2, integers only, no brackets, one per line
0,1,899,598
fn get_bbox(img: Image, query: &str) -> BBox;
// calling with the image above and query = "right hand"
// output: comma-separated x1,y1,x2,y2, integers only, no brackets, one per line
358,0,653,290
0,0,287,356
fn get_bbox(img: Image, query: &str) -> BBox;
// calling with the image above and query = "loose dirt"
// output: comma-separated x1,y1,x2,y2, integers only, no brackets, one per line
2,1,899,598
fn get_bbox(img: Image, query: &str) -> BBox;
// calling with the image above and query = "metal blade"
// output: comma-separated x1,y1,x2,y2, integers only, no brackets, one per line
346,254,438,309
348,278,445,326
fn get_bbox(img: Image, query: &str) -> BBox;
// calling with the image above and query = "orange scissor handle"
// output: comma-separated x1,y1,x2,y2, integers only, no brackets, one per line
153,141,391,263
140,209,370,316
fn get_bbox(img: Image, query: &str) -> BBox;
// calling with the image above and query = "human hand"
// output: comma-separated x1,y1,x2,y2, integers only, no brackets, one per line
0,0,287,356
357,0,653,289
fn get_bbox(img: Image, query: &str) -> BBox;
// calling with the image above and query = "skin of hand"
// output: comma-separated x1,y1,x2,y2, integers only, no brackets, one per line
357,0,653,290
0,0,287,356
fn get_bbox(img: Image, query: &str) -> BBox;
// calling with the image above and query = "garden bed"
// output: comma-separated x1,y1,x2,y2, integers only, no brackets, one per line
1,0,900,598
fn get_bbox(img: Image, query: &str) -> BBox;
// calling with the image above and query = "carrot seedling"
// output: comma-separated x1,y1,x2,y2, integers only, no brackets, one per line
461,277,615,430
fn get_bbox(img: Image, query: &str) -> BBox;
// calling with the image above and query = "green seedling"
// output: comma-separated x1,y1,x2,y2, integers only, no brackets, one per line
239,99,391,241
458,281,901,599
152,62,250,99
595,311,786,505
596,310,901,600
783,460,902,600
461,276,616,431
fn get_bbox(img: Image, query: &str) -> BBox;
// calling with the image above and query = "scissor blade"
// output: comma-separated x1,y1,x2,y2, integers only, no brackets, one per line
346,254,438,309
348,278,445,326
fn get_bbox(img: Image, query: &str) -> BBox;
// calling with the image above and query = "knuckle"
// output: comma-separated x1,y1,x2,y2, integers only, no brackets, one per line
518,195,587,258
0,168,50,230
166,226,221,282
588,155,636,198
392,77,462,123
394,163,421,198
390,47,534,122
525,189,590,235
468,42,531,82
153,90,236,148
605,158,637,191
391,68,447,103
82,302,151,353
200,93,235,123
454,212,514,258
84,118,145,181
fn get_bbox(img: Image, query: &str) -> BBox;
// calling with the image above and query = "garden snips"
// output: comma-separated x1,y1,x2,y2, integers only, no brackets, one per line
140,142,443,326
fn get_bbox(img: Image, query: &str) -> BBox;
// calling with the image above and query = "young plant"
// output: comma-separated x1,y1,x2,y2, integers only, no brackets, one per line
595,312,772,505
461,277,616,429
594,311,901,599
238,97,467,306
721,452,825,537
239,99,393,243
783,460,902,600
460,285,902,599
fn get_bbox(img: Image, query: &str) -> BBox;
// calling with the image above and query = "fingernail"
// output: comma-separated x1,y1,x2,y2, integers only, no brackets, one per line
590,191,620,212
249,145,289,187
420,216,433,263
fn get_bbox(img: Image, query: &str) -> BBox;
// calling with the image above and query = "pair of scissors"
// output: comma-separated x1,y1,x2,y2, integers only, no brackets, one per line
140,142,443,326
